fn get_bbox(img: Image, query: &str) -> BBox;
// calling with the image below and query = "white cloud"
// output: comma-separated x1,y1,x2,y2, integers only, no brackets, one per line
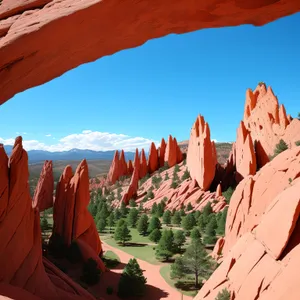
0,130,160,152
212,139,218,143
23,132,27,135
45,134,52,137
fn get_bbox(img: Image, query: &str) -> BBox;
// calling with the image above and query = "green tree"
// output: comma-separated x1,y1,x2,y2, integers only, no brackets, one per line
296,140,300,146
148,216,162,233
174,164,180,172
114,208,122,221
151,203,158,215
107,213,115,233
147,189,155,199
165,172,170,180
127,208,139,228
129,199,137,207
156,202,164,217
155,229,175,261
216,207,228,236
215,288,231,300
88,202,98,218
186,202,193,211
172,211,182,226
137,214,149,236
180,208,186,217
174,230,186,251
170,180,178,189
222,187,234,204
181,213,196,232
190,227,201,241
149,228,162,243
120,201,129,218
114,223,132,246
271,139,288,159
176,240,212,288
80,258,101,285
202,202,213,222
117,258,147,297
163,210,172,225
170,256,186,280
203,215,217,245
194,210,201,220
97,218,107,233
117,219,126,227
41,216,49,232
181,169,190,181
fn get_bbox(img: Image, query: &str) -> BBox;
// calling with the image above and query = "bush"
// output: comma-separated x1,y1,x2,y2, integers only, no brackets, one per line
295,140,300,146
67,241,83,264
174,164,180,172
118,258,147,298
271,139,288,159
181,169,190,181
170,180,178,189
149,228,162,243
215,288,231,300
81,258,101,286
106,286,114,295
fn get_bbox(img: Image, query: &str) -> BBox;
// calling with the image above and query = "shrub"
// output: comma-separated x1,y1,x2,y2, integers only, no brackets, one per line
170,180,178,189
181,169,190,181
271,139,288,159
174,164,180,172
215,288,231,300
106,286,114,295
295,140,300,146
81,258,101,286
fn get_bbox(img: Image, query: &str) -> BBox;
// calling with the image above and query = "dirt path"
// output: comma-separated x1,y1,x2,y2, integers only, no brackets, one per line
100,241,193,300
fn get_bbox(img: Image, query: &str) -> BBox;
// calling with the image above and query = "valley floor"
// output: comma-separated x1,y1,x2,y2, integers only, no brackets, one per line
99,241,193,300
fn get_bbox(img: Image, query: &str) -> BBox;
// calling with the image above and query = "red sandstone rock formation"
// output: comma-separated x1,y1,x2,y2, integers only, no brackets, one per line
0,0,300,105
127,160,134,174
0,138,96,300
139,148,148,178
235,121,257,182
148,142,158,173
52,160,105,271
119,150,128,177
196,147,300,300
159,138,167,167
32,160,54,212
164,135,183,167
187,115,217,190
107,150,120,184
243,84,300,167
121,166,140,205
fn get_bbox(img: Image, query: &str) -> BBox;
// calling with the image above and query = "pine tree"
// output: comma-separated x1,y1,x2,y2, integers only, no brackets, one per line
186,202,193,211
155,229,175,261
174,164,180,172
174,230,186,251
127,208,139,228
40,216,49,232
180,208,186,217
202,202,213,223
151,203,158,215
97,218,106,233
272,139,288,159
163,210,172,225
148,216,162,233
172,211,182,226
216,207,228,236
114,222,132,246
190,227,201,241
107,213,115,233
170,256,187,280
194,210,201,220
129,199,137,207
156,202,164,217
215,288,231,300
137,214,149,236
165,172,170,180
181,169,190,181
114,208,122,221
117,258,147,297
198,214,206,232
181,213,196,232
203,215,217,245
149,228,162,243
120,201,129,217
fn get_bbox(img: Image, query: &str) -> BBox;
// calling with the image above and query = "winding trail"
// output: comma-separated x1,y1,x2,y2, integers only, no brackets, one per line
100,241,193,300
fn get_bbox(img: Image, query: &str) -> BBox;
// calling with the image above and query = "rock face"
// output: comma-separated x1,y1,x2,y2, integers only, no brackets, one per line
139,148,148,178
164,135,182,167
148,142,158,173
243,84,300,167
196,147,300,300
52,160,104,271
1,0,300,104
0,138,96,300
107,150,129,184
32,160,54,212
159,138,167,167
187,115,217,190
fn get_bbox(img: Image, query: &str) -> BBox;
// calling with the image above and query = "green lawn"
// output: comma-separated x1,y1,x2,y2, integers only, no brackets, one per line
101,227,160,265
102,250,120,269
160,264,199,297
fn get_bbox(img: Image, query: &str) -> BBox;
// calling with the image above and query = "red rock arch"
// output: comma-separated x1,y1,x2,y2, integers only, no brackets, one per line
0,0,300,104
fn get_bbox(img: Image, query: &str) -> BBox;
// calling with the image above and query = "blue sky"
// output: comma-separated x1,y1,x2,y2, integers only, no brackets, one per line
0,12,299,152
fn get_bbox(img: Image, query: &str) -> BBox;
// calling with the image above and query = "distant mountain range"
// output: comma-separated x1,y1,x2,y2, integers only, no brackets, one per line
3,145,136,163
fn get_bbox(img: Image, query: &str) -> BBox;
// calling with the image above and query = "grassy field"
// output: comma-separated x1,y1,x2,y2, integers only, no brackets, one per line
160,264,198,297
101,227,160,265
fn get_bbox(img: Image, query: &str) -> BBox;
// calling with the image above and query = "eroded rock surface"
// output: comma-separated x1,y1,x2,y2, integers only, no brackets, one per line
0,138,96,299
196,147,300,300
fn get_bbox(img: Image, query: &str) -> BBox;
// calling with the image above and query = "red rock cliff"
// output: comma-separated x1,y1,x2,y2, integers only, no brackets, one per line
196,147,300,300
0,138,96,300
187,115,217,190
